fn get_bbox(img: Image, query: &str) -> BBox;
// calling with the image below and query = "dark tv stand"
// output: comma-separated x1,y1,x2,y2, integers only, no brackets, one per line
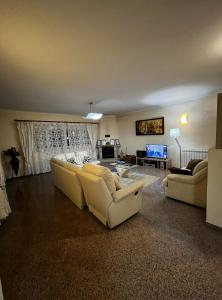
136,157,171,169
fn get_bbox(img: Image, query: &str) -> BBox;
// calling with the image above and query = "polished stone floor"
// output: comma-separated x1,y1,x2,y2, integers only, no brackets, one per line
0,166,221,300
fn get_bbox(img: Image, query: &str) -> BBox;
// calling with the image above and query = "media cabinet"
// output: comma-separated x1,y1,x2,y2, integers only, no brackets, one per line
136,156,171,169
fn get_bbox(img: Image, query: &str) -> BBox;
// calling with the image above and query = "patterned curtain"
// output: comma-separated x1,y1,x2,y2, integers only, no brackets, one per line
67,123,92,155
17,121,96,175
32,122,68,174
87,123,98,159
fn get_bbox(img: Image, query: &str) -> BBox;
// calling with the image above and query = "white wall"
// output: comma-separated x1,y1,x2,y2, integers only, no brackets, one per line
99,115,119,141
207,148,222,228
117,95,217,166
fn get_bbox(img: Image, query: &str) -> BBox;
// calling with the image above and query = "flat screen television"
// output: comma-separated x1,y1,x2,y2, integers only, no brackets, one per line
146,144,167,159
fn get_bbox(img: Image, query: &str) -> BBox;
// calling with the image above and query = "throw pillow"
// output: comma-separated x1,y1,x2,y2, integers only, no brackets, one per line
112,173,121,190
186,159,202,172
168,167,192,175
82,156,92,164
67,157,77,164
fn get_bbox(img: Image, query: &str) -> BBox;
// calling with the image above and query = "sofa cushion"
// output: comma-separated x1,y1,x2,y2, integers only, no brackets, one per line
65,152,76,161
67,157,77,164
75,151,88,165
169,167,192,176
192,160,208,175
112,173,121,190
186,159,202,172
83,163,116,194
53,154,67,161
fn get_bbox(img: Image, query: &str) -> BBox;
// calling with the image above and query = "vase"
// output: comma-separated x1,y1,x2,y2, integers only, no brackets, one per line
10,157,19,176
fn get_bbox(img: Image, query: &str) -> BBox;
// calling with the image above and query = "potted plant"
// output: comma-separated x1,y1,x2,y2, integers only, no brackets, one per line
4,147,20,176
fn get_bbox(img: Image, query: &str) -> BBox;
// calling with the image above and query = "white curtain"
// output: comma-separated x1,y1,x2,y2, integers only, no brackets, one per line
0,155,11,224
17,121,68,175
87,123,98,159
17,121,34,175
16,121,96,175
67,123,92,155
32,122,68,174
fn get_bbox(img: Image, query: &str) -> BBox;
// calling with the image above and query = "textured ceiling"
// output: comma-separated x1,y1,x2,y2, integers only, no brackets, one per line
0,0,222,115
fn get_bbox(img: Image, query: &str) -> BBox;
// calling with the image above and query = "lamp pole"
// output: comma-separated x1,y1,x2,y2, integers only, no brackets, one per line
175,137,182,168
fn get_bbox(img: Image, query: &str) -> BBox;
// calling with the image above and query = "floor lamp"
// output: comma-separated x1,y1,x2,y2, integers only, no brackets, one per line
170,128,182,168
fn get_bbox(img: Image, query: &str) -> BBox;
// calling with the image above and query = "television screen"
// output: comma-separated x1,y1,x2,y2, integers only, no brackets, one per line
146,144,167,159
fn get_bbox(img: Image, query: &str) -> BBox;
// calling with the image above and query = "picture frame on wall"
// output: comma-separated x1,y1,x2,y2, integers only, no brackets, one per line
136,117,164,135
110,139,115,145
101,139,106,146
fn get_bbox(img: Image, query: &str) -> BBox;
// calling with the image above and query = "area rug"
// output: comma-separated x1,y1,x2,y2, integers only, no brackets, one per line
125,171,160,188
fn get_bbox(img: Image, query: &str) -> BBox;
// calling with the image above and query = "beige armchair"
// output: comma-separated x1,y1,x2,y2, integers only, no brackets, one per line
79,163,144,228
164,160,208,208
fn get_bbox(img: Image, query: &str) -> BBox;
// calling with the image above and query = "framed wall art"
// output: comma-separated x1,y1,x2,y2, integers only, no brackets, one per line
136,117,164,135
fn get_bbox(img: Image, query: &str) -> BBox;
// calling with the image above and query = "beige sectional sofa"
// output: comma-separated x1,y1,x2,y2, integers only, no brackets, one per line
51,158,86,209
50,156,144,228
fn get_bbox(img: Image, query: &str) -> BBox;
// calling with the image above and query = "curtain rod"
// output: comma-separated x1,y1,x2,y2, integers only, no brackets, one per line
15,119,98,124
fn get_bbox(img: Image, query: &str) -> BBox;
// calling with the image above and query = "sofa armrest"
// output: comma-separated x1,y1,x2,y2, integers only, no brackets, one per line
112,181,144,202
167,168,207,184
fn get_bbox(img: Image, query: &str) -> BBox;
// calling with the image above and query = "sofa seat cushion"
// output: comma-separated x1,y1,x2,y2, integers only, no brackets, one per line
83,163,116,194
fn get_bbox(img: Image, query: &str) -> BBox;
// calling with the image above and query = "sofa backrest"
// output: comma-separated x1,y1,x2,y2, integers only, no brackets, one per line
53,151,88,165
193,160,208,175
83,163,116,195
77,170,113,223
50,160,86,209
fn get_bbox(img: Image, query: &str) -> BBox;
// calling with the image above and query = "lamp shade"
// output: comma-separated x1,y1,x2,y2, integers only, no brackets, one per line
84,112,103,120
180,113,188,124
170,128,180,138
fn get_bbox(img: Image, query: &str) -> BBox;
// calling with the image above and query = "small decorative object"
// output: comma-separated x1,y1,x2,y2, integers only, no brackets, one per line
115,139,120,145
136,117,164,135
4,147,20,176
119,150,124,160
101,139,106,146
110,139,115,145
97,140,102,146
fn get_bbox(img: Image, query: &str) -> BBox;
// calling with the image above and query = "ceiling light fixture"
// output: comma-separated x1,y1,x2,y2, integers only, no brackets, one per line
84,102,103,120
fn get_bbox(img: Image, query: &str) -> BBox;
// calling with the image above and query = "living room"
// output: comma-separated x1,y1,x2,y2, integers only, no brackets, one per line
0,1,222,299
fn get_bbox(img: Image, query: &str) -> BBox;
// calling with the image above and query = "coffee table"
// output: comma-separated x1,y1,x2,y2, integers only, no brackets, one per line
110,162,137,177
